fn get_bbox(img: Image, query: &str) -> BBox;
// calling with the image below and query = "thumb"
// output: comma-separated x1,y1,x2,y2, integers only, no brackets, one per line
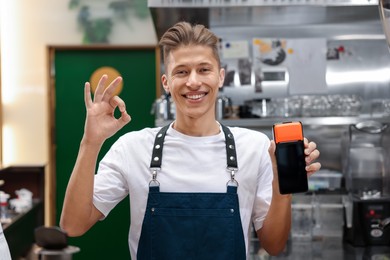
268,140,277,165
268,140,279,181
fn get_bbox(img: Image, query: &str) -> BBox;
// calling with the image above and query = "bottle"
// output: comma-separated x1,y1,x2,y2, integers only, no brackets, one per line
0,191,10,222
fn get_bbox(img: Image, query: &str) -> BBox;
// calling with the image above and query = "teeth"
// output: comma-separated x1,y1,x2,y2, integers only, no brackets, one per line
186,94,205,100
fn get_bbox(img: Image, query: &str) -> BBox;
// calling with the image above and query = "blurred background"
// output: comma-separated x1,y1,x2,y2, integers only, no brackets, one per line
1,0,390,259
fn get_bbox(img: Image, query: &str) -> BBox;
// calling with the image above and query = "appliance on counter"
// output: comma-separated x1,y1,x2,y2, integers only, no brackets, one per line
342,121,390,246
343,1,390,248
344,195,390,246
152,93,175,121
216,95,233,120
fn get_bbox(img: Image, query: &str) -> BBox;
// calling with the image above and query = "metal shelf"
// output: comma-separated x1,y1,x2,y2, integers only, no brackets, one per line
148,0,378,7
220,116,390,127
156,116,390,128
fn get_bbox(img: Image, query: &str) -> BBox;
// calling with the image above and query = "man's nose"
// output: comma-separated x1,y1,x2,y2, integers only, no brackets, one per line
186,71,201,87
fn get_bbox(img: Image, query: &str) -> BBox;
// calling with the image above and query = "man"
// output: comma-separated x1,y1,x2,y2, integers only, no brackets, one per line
60,21,321,259
0,222,11,259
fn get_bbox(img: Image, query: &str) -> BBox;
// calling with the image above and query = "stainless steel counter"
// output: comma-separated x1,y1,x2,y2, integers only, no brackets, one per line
247,193,390,259
249,238,390,259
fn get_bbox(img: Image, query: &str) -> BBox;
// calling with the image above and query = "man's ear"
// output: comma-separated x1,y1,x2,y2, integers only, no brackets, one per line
161,74,169,93
219,68,225,89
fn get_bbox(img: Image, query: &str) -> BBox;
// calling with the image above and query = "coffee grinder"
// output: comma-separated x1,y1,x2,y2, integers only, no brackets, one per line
342,121,390,246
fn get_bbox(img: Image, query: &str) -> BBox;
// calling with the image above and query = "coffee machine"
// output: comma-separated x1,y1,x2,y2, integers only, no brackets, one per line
342,121,390,246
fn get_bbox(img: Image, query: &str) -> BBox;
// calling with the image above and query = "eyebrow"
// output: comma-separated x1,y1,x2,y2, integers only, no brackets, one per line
173,62,213,69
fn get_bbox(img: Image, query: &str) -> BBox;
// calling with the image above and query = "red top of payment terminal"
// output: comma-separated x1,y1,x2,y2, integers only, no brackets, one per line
273,122,304,143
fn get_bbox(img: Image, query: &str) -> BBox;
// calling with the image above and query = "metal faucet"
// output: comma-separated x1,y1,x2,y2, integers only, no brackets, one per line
379,0,390,49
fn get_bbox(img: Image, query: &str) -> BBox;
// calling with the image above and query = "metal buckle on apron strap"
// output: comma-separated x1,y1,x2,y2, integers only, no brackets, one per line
227,167,239,187
149,167,160,187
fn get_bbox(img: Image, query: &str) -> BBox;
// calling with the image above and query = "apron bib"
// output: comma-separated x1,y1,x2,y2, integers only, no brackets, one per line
137,124,246,260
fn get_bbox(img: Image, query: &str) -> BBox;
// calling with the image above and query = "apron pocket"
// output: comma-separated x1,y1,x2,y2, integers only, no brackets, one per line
150,208,235,260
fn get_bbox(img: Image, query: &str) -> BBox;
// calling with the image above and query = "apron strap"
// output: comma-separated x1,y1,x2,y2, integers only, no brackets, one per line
149,123,239,186
149,124,170,169
220,124,238,169
227,185,238,194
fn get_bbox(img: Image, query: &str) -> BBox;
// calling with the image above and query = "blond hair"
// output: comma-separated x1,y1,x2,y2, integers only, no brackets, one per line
159,21,220,68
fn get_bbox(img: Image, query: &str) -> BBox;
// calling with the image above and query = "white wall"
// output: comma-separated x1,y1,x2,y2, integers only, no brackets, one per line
0,0,157,166
0,0,157,224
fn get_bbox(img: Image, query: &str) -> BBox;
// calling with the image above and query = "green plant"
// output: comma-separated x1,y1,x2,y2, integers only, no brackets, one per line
68,0,149,44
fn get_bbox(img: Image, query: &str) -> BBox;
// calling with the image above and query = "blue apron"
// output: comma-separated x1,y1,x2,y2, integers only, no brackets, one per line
137,124,246,260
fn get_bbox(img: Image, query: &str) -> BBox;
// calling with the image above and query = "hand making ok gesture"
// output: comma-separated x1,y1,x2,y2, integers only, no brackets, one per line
83,74,131,145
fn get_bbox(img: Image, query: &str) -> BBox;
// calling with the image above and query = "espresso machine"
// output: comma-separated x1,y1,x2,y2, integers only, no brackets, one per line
342,121,390,247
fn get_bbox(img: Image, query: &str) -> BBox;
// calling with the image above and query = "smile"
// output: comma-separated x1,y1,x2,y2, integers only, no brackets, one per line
184,93,207,100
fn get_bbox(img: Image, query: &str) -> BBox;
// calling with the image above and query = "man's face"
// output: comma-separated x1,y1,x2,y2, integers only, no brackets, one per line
162,45,225,120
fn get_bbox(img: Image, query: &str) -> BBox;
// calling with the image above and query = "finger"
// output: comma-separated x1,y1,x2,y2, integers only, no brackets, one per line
94,74,108,102
84,82,93,108
305,149,320,164
306,162,322,176
118,110,131,126
109,96,127,112
102,77,122,103
304,141,317,155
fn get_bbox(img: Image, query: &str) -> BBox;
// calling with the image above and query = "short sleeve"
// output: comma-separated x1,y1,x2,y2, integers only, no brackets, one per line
93,139,129,218
252,139,273,231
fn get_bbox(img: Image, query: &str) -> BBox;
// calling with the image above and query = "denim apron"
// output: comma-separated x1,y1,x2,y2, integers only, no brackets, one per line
137,124,246,260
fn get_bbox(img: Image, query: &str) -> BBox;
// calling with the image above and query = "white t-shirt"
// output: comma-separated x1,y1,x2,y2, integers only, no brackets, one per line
93,124,273,259
0,222,11,260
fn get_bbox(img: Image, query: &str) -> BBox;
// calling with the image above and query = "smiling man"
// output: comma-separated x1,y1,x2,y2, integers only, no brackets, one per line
60,21,321,260
161,42,224,135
